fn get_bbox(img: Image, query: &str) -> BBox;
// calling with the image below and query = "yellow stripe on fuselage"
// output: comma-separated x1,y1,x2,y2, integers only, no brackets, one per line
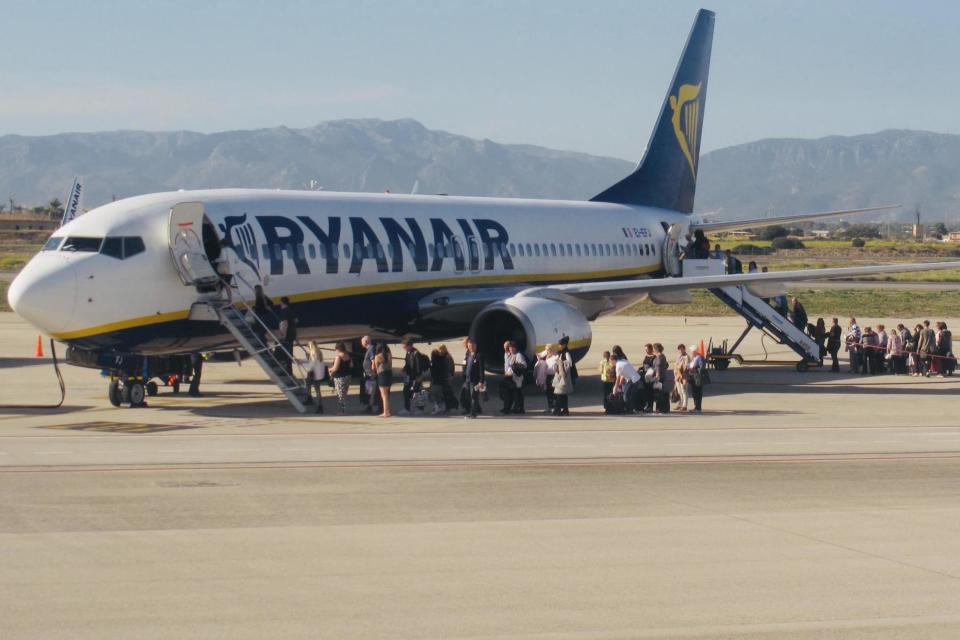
50,264,659,341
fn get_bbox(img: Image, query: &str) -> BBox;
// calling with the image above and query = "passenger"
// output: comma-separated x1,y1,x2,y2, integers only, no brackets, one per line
909,324,924,375
938,322,954,376
535,345,558,413
401,339,430,415
360,336,380,414
251,284,274,342
552,339,574,416
429,344,457,414
790,297,808,332
499,340,515,414
860,326,878,375
502,341,527,415
875,325,889,374
373,344,394,417
712,244,724,260
277,297,297,375
213,235,234,302
747,260,758,273
599,350,615,411
329,341,352,414
827,318,843,372
673,344,690,412
813,318,827,366
886,325,904,375
559,336,579,385
724,249,742,274
641,343,656,412
611,345,641,413
920,320,937,376
462,338,485,418
652,343,669,414
303,341,325,413
846,318,862,373
692,230,710,258
687,345,706,413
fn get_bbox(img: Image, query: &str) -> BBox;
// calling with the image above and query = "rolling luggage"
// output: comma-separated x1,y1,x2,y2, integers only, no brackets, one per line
605,392,626,415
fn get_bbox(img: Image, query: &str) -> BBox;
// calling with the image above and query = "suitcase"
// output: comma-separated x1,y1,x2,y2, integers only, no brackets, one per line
605,393,626,415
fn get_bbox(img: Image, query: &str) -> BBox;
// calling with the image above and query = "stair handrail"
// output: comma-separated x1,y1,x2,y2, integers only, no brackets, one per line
216,271,309,387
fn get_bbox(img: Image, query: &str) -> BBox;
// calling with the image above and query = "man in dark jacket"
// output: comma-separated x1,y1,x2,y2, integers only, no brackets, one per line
826,318,843,372
791,297,808,332
463,338,485,418
401,339,430,415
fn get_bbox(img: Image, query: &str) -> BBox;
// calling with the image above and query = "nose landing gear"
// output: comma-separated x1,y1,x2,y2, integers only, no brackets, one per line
107,376,148,408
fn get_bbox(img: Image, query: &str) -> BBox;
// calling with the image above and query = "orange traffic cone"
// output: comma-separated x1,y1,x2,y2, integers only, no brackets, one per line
35,335,44,358
700,339,706,357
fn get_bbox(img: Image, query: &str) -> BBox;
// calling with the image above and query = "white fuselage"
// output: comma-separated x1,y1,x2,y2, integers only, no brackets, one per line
9,189,685,354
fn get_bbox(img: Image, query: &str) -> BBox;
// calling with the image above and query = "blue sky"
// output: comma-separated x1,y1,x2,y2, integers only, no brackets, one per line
3,0,958,159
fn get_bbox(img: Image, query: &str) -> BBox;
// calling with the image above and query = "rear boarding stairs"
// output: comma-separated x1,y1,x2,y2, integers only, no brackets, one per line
682,258,822,372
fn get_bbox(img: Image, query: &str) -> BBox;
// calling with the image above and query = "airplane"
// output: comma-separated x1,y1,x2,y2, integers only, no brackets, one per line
8,9,960,408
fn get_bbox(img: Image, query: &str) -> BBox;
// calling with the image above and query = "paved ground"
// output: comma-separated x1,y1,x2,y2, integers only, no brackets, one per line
2,312,960,639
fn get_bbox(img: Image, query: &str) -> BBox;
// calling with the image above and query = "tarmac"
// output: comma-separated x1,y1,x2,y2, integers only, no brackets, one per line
2,311,960,639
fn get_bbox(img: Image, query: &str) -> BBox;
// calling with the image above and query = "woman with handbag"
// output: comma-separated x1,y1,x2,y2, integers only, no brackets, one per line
329,342,352,415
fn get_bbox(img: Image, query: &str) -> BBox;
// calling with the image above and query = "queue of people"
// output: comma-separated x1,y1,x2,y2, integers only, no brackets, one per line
836,317,955,377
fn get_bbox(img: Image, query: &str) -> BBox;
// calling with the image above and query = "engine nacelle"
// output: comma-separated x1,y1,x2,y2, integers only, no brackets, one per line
470,297,592,372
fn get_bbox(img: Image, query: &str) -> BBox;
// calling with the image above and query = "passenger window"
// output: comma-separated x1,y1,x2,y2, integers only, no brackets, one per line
42,237,63,251
296,244,305,260
575,244,582,257
62,237,103,252
549,244,556,257
319,245,326,259
343,244,352,259
518,244,525,257
534,244,541,257
308,244,316,260
428,244,436,260
559,244,565,257
509,243,516,257
101,237,124,259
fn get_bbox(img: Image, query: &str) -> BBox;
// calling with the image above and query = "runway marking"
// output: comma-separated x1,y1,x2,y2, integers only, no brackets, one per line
6,451,960,473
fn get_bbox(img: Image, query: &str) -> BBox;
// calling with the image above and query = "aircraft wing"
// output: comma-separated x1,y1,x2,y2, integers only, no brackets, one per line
520,260,960,301
692,205,899,234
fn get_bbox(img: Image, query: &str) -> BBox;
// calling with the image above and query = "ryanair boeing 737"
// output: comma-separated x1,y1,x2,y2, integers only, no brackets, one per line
9,10,959,409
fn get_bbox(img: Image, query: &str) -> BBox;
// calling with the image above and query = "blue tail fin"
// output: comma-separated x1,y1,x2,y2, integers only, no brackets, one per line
591,9,714,213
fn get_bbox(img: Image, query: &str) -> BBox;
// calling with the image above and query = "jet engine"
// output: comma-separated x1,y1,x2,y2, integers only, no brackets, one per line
469,297,592,372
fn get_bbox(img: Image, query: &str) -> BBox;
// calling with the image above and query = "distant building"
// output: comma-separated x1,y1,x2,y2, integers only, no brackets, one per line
946,231,960,244
808,229,831,239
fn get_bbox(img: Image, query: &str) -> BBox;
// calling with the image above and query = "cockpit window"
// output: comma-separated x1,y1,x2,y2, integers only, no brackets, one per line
100,236,146,260
61,237,103,252
101,237,124,259
124,237,145,258
42,237,63,251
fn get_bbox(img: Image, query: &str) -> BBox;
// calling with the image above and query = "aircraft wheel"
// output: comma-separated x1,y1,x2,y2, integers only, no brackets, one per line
146,381,159,397
120,382,132,404
713,359,730,371
108,380,123,407
127,382,146,407
796,361,810,373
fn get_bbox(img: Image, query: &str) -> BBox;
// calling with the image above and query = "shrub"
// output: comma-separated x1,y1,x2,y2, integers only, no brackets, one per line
771,237,805,250
758,225,790,241
731,243,774,256
851,237,866,248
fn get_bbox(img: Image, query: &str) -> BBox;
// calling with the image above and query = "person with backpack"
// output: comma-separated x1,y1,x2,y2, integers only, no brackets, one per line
400,340,431,415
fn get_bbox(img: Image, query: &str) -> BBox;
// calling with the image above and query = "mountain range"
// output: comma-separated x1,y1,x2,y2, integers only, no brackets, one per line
1,120,958,221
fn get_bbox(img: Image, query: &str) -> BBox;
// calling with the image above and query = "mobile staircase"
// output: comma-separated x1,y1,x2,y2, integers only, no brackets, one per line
199,295,311,413
168,202,311,412
682,258,821,372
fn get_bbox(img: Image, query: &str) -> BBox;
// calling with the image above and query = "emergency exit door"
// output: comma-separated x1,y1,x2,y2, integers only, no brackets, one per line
168,202,218,286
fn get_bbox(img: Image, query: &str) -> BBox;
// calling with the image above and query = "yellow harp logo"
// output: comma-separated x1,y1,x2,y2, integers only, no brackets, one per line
669,82,702,178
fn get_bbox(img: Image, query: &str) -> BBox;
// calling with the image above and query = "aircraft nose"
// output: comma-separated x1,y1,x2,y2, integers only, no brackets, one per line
7,257,78,334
